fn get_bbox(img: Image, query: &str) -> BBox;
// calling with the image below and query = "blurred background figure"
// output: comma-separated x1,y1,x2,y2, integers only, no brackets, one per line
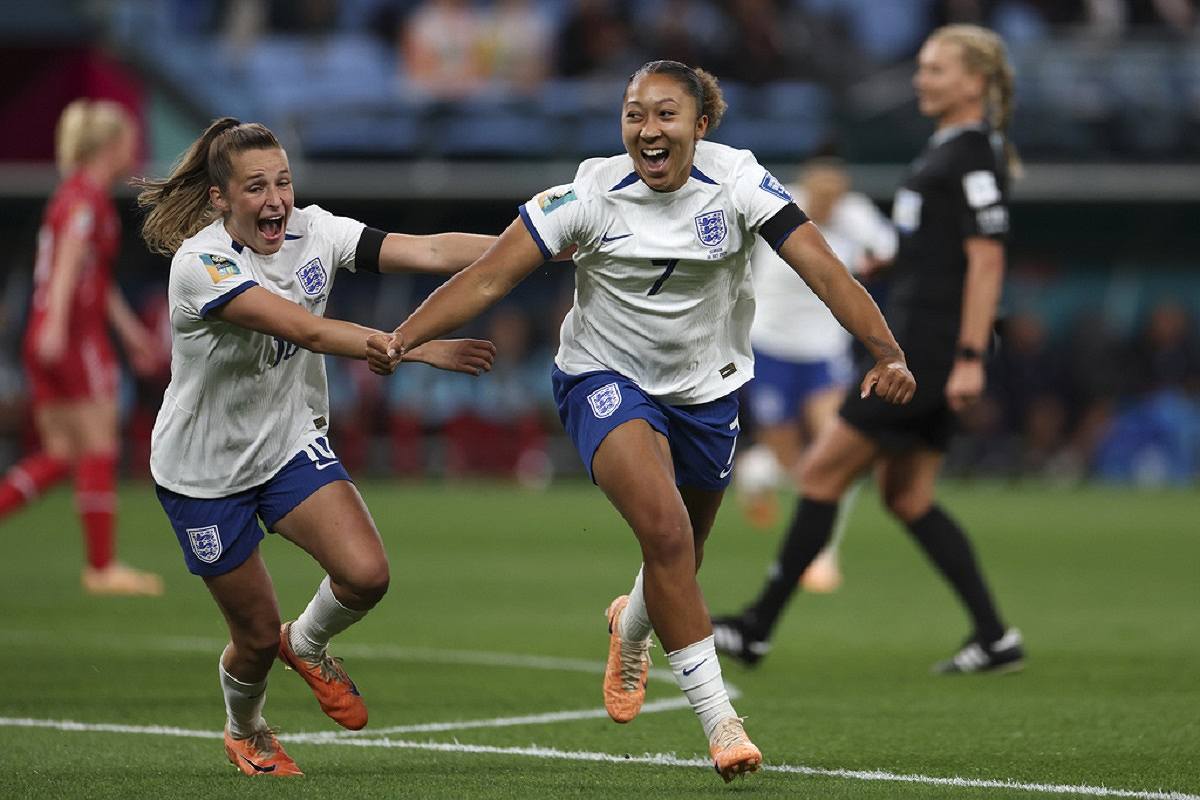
736,158,896,592
0,99,163,596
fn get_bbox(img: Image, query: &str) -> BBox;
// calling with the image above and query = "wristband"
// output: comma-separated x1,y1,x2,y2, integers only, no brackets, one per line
956,345,984,362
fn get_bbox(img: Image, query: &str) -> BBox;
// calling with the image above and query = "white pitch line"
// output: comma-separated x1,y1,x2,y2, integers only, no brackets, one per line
294,696,694,741
2,716,1196,800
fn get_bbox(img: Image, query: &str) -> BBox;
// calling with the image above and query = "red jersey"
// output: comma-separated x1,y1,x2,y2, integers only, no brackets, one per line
26,170,120,343
22,171,121,405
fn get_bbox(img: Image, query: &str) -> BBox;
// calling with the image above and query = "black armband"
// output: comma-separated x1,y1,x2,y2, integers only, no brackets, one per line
758,203,809,251
354,226,387,273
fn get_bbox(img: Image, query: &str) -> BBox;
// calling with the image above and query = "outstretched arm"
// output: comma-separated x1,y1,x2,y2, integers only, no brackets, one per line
777,221,915,404
387,217,549,356
212,285,396,374
378,231,497,275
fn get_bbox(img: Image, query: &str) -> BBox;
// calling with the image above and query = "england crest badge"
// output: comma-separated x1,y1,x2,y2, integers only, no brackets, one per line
187,525,223,564
694,209,727,247
587,382,622,419
296,257,327,296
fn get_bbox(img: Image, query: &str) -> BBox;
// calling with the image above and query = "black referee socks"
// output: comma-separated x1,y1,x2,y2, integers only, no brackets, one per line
744,497,839,640
905,505,1006,644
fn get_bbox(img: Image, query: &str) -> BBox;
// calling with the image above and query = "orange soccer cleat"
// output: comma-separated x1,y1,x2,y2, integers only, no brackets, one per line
223,726,303,777
82,563,164,597
708,716,763,783
278,621,368,730
603,595,652,723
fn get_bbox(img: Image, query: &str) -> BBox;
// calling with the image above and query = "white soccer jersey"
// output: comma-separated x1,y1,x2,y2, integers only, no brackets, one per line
521,140,794,405
750,189,896,362
150,205,365,497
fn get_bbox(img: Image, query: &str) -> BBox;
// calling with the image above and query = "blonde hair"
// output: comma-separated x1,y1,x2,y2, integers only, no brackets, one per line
928,24,1022,178
628,60,728,131
133,118,282,256
55,99,133,175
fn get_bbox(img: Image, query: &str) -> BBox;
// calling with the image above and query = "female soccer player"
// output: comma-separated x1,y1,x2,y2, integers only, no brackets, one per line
136,118,497,776
736,159,897,591
713,25,1025,674
377,60,915,781
0,99,164,596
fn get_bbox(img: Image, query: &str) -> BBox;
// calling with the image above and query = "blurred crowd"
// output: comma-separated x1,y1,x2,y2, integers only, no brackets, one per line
159,0,1200,95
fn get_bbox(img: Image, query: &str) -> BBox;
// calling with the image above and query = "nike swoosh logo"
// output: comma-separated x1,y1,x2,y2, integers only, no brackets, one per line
241,755,277,773
314,460,340,471
601,232,633,243
682,658,708,676
718,467,733,479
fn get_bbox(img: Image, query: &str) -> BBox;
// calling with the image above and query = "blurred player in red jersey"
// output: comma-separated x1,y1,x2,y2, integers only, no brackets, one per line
0,99,164,596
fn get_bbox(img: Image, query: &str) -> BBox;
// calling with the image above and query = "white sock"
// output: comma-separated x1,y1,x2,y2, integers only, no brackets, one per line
667,635,737,740
219,654,267,739
618,566,653,643
289,575,367,660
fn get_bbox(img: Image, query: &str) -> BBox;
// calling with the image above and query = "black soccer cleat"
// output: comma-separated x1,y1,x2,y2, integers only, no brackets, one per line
711,615,771,668
933,628,1025,675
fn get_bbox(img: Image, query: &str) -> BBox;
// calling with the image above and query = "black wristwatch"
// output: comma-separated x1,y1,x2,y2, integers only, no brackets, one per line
955,344,985,362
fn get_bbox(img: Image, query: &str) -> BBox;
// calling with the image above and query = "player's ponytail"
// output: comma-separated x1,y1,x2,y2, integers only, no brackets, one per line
628,60,727,133
929,24,1023,178
55,99,133,176
134,117,282,256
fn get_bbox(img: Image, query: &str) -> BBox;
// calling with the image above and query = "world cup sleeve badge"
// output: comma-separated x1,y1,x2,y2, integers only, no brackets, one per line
199,253,241,283
694,209,728,247
296,257,327,296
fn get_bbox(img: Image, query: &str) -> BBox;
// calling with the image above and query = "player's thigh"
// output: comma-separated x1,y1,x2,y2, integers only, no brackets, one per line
803,385,847,441
678,485,724,570
876,448,943,523
32,403,84,459
272,480,388,589
757,420,803,472
593,419,692,556
799,417,881,500
203,547,282,651
74,397,119,454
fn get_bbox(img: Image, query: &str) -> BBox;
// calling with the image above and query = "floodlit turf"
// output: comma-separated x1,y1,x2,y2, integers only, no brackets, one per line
1,480,1197,799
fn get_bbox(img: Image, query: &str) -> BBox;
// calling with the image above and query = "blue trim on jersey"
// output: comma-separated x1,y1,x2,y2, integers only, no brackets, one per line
610,172,641,191
199,279,258,319
518,205,553,260
770,223,802,251
285,233,303,240
231,239,244,254
690,166,719,185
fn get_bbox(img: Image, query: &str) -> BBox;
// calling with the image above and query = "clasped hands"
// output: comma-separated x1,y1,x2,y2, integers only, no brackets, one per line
366,330,496,377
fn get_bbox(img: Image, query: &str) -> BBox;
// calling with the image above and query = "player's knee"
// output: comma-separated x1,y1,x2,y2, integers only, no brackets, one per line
338,562,390,609
232,615,283,662
634,510,694,566
797,453,845,500
882,489,930,523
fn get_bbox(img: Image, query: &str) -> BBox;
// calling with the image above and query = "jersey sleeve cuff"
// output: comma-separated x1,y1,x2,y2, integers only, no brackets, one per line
518,205,554,261
354,226,387,273
758,203,809,251
200,280,258,319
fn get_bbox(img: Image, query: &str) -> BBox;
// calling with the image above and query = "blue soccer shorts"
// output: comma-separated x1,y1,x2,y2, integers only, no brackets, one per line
156,436,351,577
747,347,853,427
552,367,740,491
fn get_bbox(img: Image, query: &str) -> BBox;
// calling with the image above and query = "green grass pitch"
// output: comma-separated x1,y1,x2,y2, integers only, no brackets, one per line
1,480,1197,799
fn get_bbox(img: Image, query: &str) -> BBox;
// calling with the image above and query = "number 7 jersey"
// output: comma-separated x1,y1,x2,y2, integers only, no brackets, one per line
520,140,797,406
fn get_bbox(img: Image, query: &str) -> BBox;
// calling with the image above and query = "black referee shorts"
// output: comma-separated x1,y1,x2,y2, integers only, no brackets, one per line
838,362,956,453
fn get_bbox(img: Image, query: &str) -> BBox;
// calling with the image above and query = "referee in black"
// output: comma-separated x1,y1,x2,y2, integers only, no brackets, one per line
714,23,1024,674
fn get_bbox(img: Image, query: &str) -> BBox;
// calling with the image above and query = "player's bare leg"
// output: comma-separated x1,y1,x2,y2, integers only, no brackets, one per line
205,550,300,775
273,480,388,729
595,420,760,780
